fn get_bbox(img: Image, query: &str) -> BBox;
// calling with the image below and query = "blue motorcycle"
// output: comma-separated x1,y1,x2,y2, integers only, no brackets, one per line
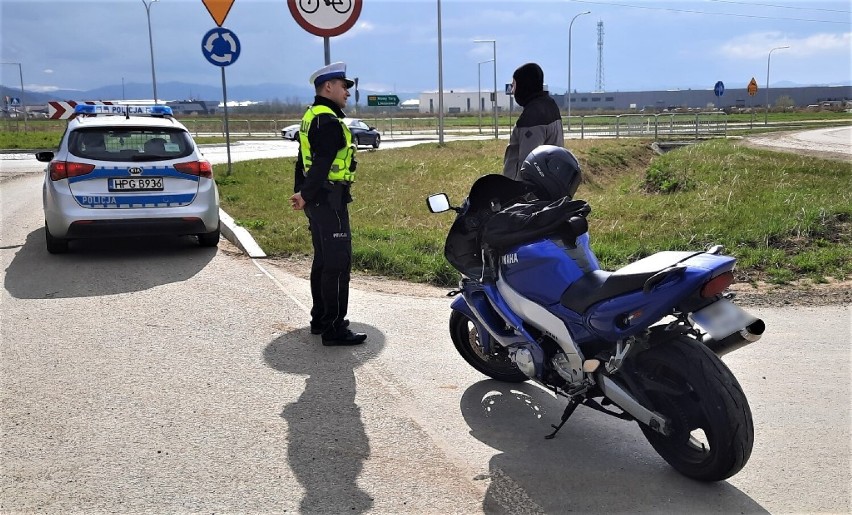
427,147,765,481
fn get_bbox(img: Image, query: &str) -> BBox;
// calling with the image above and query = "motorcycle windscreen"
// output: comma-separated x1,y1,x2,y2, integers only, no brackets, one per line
443,174,530,278
466,174,531,212
445,215,485,278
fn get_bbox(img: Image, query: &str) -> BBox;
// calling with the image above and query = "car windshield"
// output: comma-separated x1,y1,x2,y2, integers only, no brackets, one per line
69,128,194,162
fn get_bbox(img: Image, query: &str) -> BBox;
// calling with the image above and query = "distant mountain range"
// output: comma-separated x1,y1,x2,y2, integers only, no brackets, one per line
2,80,848,107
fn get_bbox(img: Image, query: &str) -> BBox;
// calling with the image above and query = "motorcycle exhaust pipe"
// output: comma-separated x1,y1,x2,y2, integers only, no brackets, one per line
703,318,765,357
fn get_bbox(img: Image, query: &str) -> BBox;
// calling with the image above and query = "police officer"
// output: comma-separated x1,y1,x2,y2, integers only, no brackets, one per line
290,62,367,346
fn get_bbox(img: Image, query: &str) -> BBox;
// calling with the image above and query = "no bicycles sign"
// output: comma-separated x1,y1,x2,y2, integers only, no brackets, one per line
288,0,363,38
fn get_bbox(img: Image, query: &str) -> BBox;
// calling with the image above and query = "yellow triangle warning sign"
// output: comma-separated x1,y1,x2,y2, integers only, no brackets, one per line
202,0,235,27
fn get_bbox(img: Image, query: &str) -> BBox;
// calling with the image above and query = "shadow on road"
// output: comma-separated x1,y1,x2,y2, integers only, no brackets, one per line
4,228,216,299
263,325,385,514
461,380,768,514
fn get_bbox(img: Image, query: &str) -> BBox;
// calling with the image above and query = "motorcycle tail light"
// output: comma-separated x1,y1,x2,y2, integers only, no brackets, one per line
701,271,734,298
49,161,95,181
174,160,213,178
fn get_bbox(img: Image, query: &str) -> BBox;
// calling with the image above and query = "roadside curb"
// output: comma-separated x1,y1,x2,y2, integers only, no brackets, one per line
219,208,266,258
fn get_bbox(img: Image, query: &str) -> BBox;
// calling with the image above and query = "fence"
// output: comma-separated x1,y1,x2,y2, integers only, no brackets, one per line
4,111,732,142
567,112,728,140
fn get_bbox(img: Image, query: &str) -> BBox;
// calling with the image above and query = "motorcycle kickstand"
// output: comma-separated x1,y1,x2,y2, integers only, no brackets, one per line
545,397,581,440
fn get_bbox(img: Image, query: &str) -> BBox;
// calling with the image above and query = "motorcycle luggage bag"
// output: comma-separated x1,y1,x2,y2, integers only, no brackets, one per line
482,197,590,251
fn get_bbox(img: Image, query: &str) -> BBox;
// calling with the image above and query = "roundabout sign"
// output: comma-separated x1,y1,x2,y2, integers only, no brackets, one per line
202,27,241,67
287,0,362,37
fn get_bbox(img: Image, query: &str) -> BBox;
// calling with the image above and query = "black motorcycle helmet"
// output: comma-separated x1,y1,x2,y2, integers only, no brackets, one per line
518,145,582,201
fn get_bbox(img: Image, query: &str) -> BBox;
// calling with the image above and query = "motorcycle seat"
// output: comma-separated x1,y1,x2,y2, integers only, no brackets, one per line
561,251,703,313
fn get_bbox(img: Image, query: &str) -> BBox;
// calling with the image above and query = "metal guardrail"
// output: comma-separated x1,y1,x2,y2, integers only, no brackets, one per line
181,112,729,141
568,112,728,140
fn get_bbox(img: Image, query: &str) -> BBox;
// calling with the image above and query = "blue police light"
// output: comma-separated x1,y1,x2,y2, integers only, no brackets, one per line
149,105,173,116
74,104,98,115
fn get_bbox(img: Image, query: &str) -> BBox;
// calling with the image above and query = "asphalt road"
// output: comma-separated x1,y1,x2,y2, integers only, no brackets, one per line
1,130,850,513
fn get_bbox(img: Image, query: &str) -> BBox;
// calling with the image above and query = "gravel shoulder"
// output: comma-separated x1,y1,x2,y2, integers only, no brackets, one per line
265,255,851,308
738,126,852,162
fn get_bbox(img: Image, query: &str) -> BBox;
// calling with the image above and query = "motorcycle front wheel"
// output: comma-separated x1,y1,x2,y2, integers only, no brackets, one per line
449,310,527,383
633,335,754,481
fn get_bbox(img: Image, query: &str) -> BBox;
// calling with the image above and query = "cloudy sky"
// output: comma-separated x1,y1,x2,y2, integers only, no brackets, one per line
1,0,849,96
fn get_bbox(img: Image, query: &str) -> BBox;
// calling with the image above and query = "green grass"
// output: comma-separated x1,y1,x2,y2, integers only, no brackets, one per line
0,130,66,150
3,124,847,285
217,138,851,286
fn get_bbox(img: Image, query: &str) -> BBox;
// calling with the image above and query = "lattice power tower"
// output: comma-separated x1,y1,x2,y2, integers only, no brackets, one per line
595,21,605,93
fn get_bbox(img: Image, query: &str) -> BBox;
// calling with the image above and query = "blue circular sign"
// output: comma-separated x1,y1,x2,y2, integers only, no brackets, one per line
714,81,725,97
202,27,241,67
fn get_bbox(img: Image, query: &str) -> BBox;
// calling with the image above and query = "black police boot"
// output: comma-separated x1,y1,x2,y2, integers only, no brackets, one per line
310,318,350,335
321,328,367,346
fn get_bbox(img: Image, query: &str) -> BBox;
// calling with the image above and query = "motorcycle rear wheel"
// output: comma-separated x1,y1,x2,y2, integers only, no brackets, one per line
633,335,754,481
449,310,527,383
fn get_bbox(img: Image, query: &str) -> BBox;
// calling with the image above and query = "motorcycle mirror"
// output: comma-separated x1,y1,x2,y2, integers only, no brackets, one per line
426,193,452,213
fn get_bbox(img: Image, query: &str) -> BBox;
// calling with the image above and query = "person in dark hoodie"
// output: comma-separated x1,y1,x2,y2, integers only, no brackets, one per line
502,62,565,180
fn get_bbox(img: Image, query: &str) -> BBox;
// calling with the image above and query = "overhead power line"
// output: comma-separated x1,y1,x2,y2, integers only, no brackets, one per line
707,0,851,14
567,0,849,24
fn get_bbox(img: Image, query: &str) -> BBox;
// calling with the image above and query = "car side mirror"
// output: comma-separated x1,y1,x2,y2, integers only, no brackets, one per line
35,151,54,162
427,193,451,213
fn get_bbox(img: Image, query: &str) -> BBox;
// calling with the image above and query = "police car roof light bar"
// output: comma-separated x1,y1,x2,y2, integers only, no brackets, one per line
72,104,173,118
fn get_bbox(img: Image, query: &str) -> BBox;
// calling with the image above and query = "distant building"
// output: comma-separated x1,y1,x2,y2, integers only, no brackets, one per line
418,85,851,114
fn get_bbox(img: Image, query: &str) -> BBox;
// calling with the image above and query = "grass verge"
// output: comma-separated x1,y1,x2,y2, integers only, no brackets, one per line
218,138,851,287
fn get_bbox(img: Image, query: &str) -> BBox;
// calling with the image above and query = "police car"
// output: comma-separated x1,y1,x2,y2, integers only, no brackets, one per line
36,104,220,253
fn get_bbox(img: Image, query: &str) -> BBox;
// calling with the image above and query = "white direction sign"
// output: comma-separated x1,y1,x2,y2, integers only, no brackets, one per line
287,0,362,37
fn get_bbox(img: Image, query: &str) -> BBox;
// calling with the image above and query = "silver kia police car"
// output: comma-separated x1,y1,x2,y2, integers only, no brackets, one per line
36,104,220,253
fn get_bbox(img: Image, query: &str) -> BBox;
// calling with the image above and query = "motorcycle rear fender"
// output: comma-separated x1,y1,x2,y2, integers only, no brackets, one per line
585,265,718,341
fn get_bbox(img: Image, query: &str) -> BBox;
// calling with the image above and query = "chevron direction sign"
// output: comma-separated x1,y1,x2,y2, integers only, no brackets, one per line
48,101,116,119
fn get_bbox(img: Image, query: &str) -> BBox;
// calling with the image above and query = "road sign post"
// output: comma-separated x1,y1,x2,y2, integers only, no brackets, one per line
202,27,241,176
747,77,758,130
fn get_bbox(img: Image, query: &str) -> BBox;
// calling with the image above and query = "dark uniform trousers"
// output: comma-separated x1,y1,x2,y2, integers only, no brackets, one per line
305,197,352,333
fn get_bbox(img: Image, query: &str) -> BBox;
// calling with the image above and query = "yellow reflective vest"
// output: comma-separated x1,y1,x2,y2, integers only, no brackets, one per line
299,105,356,183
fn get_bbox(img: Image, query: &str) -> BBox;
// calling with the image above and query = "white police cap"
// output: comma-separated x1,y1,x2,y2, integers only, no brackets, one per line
309,62,355,88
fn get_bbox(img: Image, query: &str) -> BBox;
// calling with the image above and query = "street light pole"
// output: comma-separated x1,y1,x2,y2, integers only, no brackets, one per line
437,0,444,144
478,59,493,135
142,0,160,104
765,45,789,126
567,10,591,134
474,39,498,139
1,62,27,131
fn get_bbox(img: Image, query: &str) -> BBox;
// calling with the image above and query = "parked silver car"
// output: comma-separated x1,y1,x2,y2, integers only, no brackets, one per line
36,104,220,253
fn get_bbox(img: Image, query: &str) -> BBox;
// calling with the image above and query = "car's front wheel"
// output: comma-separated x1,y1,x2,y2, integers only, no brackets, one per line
372,134,380,149
45,221,69,254
198,224,220,247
